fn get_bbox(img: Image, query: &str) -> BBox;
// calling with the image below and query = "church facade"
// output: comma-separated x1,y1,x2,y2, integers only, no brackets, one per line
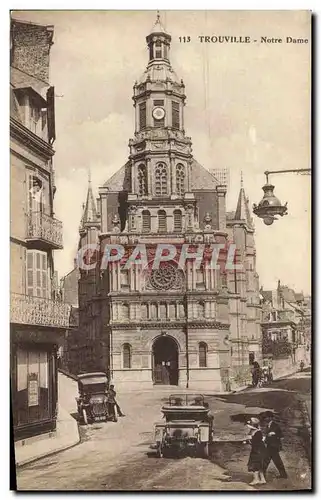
76,17,262,391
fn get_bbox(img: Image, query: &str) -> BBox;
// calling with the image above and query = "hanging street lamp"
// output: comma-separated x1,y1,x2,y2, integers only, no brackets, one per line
253,169,311,225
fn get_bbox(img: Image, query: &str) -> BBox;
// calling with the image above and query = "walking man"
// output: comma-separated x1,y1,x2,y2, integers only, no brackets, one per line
108,384,125,417
263,412,287,479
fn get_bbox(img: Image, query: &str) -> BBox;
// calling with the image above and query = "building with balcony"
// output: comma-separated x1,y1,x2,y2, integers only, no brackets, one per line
73,15,262,392
10,19,69,440
260,281,311,378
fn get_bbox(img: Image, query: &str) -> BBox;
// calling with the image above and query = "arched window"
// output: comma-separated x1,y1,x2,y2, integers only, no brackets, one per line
123,343,132,369
158,210,167,233
173,209,182,233
176,164,185,196
138,164,148,196
155,163,168,196
199,342,208,368
142,210,151,233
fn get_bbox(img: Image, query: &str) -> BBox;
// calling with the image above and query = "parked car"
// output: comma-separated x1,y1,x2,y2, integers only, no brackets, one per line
76,372,117,424
153,394,214,458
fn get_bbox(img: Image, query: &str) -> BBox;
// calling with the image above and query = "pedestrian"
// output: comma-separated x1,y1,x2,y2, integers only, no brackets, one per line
263,411,287,479
244,417,266,485
300,360,305,372
108,384,125,417
252,362,261,387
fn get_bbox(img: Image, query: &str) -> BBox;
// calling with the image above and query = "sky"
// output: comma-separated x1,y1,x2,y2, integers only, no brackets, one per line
12,10,311,294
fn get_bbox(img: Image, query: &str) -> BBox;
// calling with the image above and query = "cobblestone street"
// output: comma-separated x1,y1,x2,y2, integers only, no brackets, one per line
16,371,311,491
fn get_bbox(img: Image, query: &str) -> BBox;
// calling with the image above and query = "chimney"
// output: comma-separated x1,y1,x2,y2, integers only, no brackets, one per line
11,20,54,83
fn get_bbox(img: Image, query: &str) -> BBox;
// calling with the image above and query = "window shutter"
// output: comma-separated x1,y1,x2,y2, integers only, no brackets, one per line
139,103,146,130
27,251,35,296
142,211,151,233
158,210,167,232
173,210,182,232
47,86,56,144
172,101,180,129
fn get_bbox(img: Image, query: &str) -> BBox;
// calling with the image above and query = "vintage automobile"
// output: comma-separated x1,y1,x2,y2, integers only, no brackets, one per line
76,372,117,424
153,394,214,458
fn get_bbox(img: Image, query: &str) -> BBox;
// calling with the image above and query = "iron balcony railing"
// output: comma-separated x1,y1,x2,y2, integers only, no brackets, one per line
27,211,63,249
11,293,71,328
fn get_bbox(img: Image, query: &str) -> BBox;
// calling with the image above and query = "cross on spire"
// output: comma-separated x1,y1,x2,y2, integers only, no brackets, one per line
240,170,244,188
156,10,160,22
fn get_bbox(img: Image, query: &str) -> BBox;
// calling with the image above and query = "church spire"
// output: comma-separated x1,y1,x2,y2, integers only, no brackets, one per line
146,11,171,64
234,173,253,228
79,173,99,232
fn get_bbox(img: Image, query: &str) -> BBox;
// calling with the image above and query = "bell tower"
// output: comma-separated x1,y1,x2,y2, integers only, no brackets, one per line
128,13,196,234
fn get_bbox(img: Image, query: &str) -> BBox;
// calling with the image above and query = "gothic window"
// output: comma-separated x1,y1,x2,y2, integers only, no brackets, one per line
155,163,168,196
138,164,148,196
176,164,185,196
198,301,205,317
142,210,151,233
139,102,146,130
150,264,179,291
199,342,208,368
122,343,132,369
158,209,167,232
173,210,182,233
26,250,49,298
172,101,180,129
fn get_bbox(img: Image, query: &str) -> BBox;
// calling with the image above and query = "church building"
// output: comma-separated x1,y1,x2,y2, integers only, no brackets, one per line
76,15,262,391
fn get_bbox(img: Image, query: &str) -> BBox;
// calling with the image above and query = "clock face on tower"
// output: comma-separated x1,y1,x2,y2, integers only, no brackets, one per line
152,107,165,120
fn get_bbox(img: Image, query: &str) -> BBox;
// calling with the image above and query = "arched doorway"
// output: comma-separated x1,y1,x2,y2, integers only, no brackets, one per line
152,336,179,385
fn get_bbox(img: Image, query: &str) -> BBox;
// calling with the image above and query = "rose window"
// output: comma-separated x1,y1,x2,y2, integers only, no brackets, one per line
150,264,178,290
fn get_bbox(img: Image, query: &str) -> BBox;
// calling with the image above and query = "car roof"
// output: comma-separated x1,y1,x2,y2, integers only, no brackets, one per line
77,372,107,379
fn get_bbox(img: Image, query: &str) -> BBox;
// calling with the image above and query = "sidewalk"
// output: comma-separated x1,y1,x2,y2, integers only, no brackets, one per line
15,405,80,467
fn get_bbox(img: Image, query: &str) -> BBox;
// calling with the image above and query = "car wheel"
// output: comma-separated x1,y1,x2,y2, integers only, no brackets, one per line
82,408,88,425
